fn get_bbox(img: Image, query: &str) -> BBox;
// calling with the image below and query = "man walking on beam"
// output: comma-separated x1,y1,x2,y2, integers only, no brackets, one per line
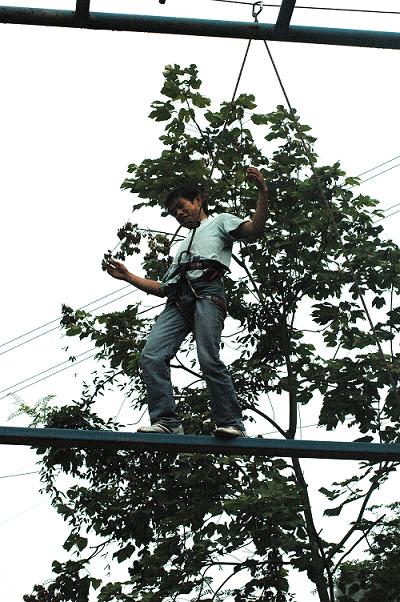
105,167,268,438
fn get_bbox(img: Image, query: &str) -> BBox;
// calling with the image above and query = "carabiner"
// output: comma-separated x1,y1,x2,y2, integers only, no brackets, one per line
252,1,264,20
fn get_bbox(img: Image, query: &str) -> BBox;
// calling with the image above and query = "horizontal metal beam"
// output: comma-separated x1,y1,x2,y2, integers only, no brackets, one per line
1,426,400,461
1,7,400,49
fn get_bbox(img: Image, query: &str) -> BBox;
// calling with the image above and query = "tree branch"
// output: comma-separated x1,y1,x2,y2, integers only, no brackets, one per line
171,355,202,378
328,466,387,559
211,566,246,602
332,514,386,575
292,458,333,602
242,402,287,438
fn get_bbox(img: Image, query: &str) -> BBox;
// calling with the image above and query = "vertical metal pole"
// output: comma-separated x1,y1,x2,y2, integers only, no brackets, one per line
75,0,90,19
275,0,296,33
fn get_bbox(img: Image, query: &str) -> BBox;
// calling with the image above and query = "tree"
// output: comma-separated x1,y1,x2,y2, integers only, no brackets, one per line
24,64,400,602
336,503,400,601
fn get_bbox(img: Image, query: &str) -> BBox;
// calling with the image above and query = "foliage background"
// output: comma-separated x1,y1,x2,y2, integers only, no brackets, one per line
18,64,400,602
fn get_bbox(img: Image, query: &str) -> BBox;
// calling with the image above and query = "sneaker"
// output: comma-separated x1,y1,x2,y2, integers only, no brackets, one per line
137,423,184,435
214,426,247,438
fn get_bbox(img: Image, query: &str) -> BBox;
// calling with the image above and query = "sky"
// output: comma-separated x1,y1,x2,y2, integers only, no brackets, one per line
1,1,400,600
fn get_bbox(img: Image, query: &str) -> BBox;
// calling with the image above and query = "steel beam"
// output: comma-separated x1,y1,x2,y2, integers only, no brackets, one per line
1,426,400,461
275,0,296,33
1,7,400,49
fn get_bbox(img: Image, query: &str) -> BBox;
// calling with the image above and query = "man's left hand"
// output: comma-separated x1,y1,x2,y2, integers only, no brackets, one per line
246,166,268,193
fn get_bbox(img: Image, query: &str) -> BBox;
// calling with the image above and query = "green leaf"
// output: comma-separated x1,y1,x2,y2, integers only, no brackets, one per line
65,325,82,336
91,578,102,590
324,504,344,517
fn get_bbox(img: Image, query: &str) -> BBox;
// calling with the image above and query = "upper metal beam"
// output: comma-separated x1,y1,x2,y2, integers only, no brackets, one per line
1,426,400,461
275,0,296,33
1,7,400,49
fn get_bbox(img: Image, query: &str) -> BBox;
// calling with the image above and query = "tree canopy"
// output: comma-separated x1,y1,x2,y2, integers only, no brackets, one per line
23,64,400,602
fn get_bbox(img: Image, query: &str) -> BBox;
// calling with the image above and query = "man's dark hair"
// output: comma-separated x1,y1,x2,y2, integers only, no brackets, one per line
164,185,209,216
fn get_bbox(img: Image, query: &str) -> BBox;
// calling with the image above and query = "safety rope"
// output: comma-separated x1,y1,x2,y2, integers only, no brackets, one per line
169,2,259,264
253,8,398,410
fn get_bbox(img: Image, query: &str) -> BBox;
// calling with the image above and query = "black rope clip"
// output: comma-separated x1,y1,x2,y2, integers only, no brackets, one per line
252,1,264,20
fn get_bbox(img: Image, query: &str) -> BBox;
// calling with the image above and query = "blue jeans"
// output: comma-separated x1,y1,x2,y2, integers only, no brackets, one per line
140,278,244,430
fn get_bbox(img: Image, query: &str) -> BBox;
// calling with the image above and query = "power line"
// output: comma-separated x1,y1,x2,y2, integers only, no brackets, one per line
0,285,148,360
0,223,181,358
137,226,184,239
0,348,95,396
355,154,400,179
0,501,47,528
1,294,162,395
0,287,136,359
0,352,99,400
374,207,400,224
0,470,39,479
210,0,400,16
380,201,400,214
343,156,400,219
0,324,62,358
358,162,400,186
0,301,165,400
0,284,132,351
80,288,136,314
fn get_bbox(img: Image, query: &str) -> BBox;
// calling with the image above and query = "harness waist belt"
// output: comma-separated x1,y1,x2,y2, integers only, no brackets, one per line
167,259,227,283
179,259,226,274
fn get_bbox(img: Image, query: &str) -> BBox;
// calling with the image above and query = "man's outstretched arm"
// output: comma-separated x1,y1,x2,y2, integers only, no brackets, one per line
105,259,166,297
237,166,268,239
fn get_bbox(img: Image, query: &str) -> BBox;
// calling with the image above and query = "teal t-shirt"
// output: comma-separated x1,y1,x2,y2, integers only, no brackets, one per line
160,212,250,295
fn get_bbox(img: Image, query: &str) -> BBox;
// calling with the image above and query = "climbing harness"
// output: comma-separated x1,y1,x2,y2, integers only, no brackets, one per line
176,258,227,282
170,273,228,326
169,256,228,323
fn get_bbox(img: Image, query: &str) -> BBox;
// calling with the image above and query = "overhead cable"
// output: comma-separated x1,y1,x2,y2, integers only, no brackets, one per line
379,201,400,214
0,284,132,351
358,162,400,186
0,348,95,396
374,208,400,224
0,301,165,400
0,352,99,400
356,154,400,179
210,0,400,16
0,501,47,528
0,222,181,356
0,470,39,479
0,287,136,359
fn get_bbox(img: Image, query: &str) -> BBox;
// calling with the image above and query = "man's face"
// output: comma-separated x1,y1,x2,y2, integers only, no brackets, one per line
168,195,202,228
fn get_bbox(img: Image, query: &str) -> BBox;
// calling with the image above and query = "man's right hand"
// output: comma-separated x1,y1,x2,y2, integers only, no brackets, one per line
103,258,164,297
104,259,130,281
